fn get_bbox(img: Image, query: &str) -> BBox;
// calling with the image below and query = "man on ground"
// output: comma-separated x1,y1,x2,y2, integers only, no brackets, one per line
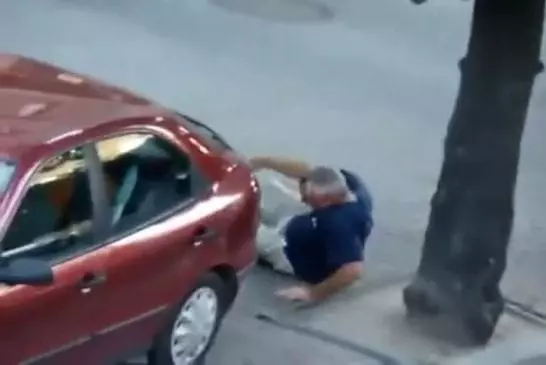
250,156,373,303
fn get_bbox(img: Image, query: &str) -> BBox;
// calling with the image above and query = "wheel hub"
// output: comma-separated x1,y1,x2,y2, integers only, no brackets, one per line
170,287,218,365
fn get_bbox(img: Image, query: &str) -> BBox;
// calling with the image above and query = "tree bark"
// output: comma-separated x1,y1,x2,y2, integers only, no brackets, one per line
403,0,544,345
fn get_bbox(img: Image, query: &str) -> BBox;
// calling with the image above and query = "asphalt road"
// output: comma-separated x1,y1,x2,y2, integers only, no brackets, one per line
3,0,546,362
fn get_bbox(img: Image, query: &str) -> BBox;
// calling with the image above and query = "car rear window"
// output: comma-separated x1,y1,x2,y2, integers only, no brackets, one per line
176,113,234,152
0,160,15,194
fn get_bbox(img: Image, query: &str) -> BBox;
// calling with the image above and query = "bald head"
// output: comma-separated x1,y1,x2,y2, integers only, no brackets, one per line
305,166,350,198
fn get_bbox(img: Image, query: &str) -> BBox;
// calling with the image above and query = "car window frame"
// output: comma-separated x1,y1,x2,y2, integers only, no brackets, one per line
0,123,213,264
0,144,109,265
174,112,234,152
84,126,213,246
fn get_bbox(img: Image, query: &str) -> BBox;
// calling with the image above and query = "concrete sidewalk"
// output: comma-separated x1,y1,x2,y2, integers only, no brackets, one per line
253,270,546,365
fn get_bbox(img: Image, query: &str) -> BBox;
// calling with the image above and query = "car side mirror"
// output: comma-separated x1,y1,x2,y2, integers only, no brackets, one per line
0,257,54,286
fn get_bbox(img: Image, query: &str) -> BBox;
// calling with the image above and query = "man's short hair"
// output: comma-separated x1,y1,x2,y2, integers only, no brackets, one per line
305,166,350,196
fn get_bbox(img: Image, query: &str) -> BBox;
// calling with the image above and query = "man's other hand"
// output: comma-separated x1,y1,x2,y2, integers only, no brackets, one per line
275,286,313,302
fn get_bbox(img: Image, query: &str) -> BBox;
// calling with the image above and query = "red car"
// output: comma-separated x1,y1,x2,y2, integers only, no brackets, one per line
0,54,259,365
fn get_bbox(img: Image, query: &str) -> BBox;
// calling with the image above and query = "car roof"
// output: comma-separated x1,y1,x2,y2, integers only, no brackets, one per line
0,54,167,159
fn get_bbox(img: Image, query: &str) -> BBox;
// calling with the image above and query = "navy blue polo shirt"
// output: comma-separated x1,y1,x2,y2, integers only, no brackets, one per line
284,169,373,285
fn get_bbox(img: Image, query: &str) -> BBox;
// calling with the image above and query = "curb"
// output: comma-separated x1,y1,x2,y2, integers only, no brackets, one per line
255,312,407,365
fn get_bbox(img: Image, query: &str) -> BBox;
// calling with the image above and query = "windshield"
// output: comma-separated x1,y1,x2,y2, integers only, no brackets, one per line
0,160,15,194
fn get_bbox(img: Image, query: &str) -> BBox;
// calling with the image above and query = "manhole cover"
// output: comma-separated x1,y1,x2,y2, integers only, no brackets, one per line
210,0,334,23
517,355,546,365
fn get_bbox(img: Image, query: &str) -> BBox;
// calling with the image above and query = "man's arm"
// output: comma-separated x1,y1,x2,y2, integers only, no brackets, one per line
311,217,365,302
249,156,313,179
309,262,362,301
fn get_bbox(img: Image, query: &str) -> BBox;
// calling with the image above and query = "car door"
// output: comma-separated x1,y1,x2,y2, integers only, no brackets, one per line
79,131,222,362
1,250,110,365
0,145,112,365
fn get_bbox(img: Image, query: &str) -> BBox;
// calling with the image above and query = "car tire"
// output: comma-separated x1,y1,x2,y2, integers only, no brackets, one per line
149,273,229,365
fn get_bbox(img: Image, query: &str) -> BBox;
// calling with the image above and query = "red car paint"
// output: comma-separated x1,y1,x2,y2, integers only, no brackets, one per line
0,54,259,364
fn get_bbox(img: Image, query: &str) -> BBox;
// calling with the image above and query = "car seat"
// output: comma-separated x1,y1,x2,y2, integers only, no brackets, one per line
112,165,139,225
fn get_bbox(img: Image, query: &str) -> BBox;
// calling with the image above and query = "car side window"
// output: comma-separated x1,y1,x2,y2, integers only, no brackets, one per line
1,149,94,262
95,133,196,235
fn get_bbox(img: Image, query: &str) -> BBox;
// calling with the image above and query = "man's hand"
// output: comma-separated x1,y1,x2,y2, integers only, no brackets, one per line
309,262,362,302
275,264,362,303
275,285,314,302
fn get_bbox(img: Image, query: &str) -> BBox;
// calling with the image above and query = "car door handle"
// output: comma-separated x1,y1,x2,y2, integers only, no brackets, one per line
79,272,107,294
192,227,217,246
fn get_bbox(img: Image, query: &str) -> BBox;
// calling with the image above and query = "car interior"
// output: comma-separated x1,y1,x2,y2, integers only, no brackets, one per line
1,134,194,263
100,136,193,233
1,156,94,261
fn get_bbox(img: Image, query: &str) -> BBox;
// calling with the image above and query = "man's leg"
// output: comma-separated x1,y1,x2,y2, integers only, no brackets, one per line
256,224,294,275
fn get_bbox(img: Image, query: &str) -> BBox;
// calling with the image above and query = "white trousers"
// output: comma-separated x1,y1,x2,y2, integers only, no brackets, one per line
255,171,309,276
256,218,294,275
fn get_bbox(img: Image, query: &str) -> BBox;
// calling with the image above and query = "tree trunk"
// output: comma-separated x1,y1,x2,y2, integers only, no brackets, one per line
403,0,544,345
